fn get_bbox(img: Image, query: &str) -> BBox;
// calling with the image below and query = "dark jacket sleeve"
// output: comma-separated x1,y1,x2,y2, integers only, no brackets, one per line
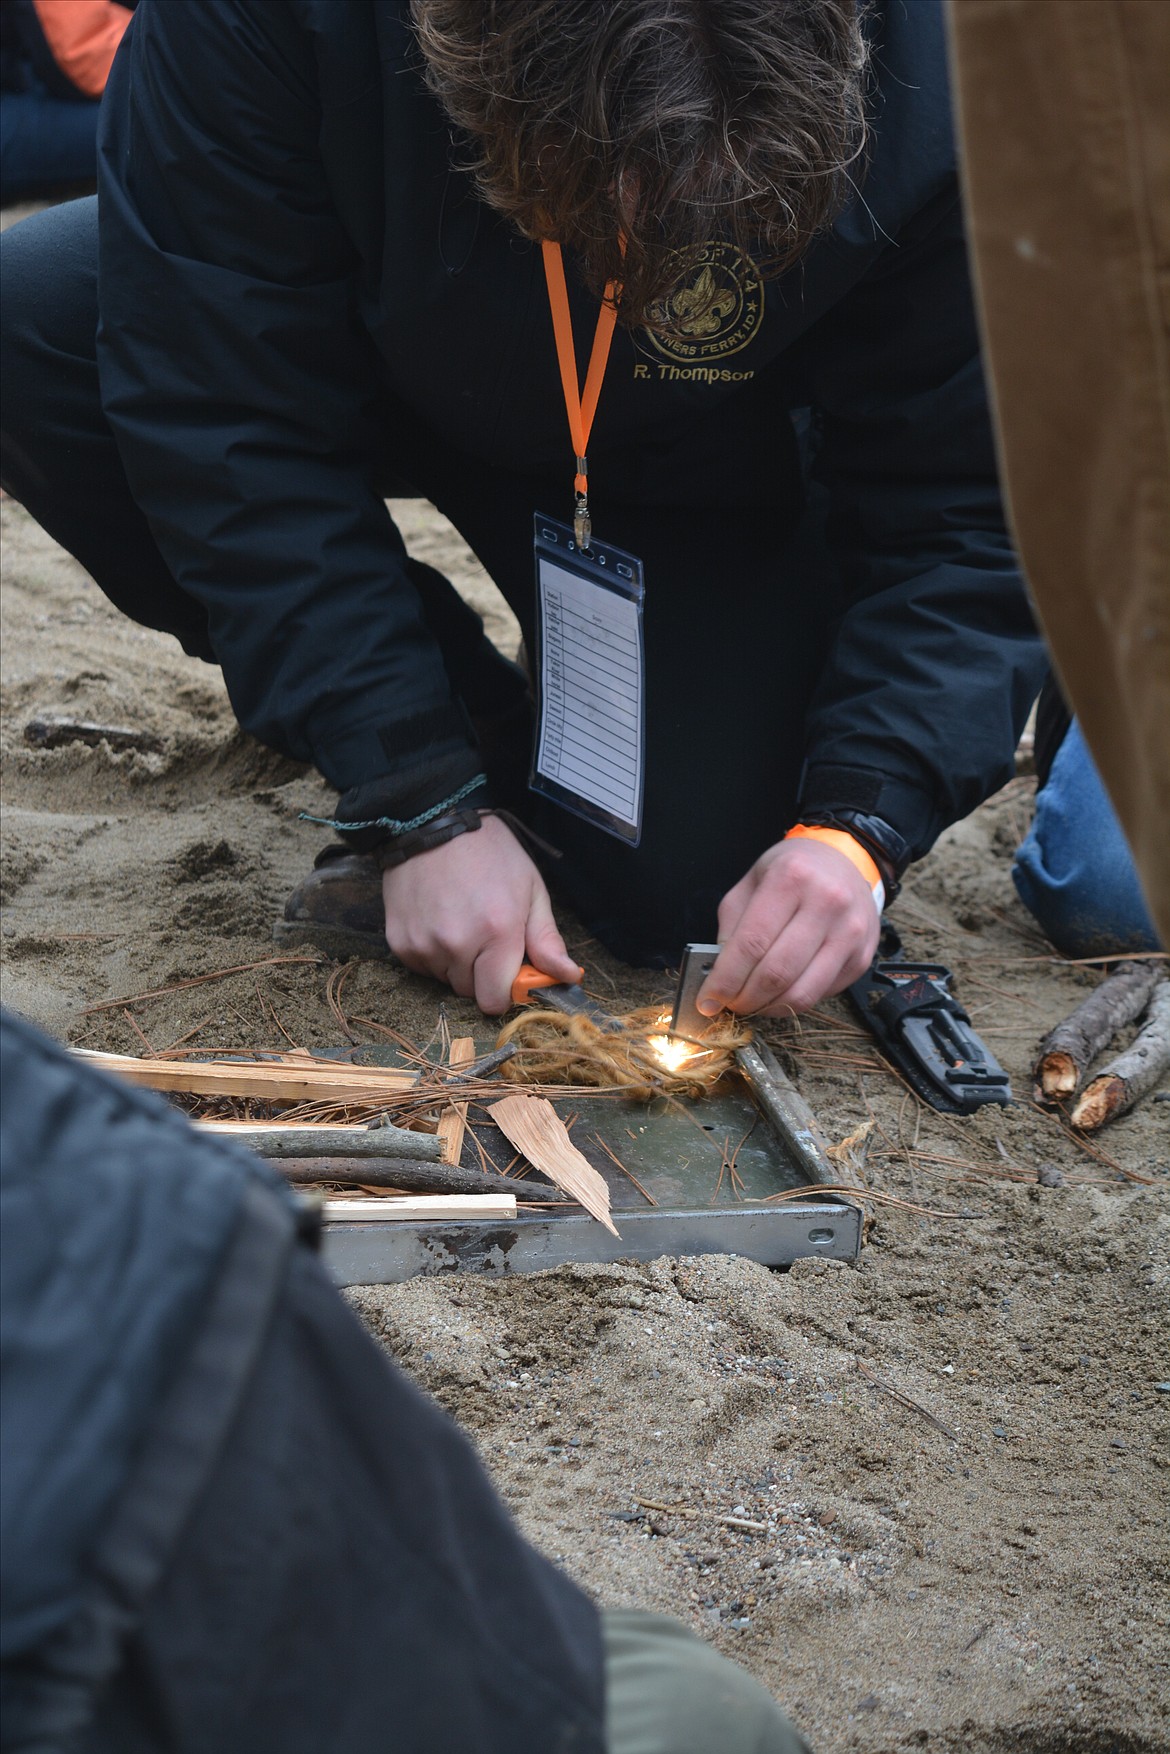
95,0,481,813
792,184,1047,860
11,0,132,101
0,1011,605,1753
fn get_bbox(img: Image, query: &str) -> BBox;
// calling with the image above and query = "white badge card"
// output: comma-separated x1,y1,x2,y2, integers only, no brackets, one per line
531,516,646,845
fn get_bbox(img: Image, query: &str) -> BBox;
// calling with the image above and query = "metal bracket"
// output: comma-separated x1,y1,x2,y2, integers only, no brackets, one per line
670,942,721,1040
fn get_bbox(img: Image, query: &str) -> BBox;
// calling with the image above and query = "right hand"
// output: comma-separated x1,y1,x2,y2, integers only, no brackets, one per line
381,813,579,1014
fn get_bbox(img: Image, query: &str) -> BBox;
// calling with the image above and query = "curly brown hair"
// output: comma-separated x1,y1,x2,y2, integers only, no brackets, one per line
410,0,871,333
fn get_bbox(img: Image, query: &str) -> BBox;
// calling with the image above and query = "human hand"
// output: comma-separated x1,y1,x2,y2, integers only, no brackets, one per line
381,814,579,1014
696,836,881,1019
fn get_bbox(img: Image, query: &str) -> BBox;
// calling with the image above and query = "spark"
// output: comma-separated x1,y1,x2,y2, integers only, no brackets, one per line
646,1031,695,1073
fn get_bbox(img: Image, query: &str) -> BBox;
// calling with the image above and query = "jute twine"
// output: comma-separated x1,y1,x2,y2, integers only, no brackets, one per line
495,1006,751,1100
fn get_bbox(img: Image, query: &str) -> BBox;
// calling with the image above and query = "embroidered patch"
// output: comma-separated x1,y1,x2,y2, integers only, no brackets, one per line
647,243,763,364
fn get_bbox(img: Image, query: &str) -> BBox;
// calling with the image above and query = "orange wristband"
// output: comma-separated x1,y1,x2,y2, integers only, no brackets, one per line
784,824,883,891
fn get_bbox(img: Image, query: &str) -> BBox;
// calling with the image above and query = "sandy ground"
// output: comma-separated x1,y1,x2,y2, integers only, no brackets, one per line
2,492,1167,1753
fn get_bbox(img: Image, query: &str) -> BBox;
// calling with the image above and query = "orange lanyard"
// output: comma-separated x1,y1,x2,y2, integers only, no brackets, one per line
541,239,619,549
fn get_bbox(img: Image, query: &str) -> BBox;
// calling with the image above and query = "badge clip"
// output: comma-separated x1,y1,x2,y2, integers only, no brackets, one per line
573,457,591,550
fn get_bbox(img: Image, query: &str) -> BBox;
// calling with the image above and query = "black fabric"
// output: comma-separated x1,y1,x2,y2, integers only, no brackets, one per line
80,1255,605,1754
1033,672,1073,792
0,1012,605,1753
0,0,1047,951
13,1178,296,1752
0,1013,252,1739
797,765,885,816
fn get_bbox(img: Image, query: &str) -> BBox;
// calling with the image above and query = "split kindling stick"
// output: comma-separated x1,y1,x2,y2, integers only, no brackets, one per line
436,1037,475,1167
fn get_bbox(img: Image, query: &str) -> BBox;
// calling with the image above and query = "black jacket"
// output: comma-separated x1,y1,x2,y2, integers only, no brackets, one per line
0,1010,604,1751
95,0,1042,859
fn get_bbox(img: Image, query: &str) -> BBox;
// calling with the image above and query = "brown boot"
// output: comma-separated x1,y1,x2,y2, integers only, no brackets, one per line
273,843,389,959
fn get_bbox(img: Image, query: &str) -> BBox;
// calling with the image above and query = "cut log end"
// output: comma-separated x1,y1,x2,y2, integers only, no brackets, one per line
1032,960,1164,1100
1068,979,1170,1130
1035,1051,1079,1101
1070,1075,1126,1131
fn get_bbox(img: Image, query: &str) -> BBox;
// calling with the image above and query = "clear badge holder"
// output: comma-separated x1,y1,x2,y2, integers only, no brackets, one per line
530,515,646,846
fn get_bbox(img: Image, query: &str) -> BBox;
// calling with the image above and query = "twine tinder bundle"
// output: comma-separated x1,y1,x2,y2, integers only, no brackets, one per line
495,1006,751,1099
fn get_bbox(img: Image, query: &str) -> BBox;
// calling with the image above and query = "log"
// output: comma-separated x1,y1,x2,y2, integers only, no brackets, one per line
324,1194,516,1222
1033,959,1163,1100
1069,980,1170,1130
489,1092,619,1235
436,1037,475,1166
277,1156,568,1201
197,1120,443,1161
72,1048,416,1105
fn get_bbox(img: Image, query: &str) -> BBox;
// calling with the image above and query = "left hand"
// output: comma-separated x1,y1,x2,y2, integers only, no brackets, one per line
696,836,881,1019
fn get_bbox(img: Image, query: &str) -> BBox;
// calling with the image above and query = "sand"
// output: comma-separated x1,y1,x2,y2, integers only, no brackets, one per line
2,492,1167,1752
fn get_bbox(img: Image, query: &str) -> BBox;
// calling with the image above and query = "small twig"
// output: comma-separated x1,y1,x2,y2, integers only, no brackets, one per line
593,1133,658,1205
255,980,298,1050
82,955,326,1015
632,1497,768,1533
157,1016,216,1056
277,1156,568,1200
122,1008,156,1057
954,950,1168,968
855,1358,960,1444
762,1185,975,1220
443,1042,518,1084
1028,1100,1153,1182
324,960,360,1043
346,1015,431,1059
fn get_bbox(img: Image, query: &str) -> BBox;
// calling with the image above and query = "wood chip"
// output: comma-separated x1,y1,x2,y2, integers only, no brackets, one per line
489,1092,619,1235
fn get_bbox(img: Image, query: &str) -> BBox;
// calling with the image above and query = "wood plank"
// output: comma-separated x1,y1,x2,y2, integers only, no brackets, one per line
488,1092,619,1236
71,1048,417,1104
436,1037,475,1166
323,1194,516,1223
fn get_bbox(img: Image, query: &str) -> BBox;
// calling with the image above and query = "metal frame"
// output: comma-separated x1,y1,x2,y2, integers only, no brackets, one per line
325,1198,860,1285
321,1033,865,1284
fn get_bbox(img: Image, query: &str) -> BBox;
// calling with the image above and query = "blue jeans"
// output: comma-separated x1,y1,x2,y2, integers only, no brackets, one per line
1014,718,1162,957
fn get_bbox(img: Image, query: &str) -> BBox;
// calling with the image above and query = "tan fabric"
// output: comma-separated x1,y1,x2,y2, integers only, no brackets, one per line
948,0,1170,944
